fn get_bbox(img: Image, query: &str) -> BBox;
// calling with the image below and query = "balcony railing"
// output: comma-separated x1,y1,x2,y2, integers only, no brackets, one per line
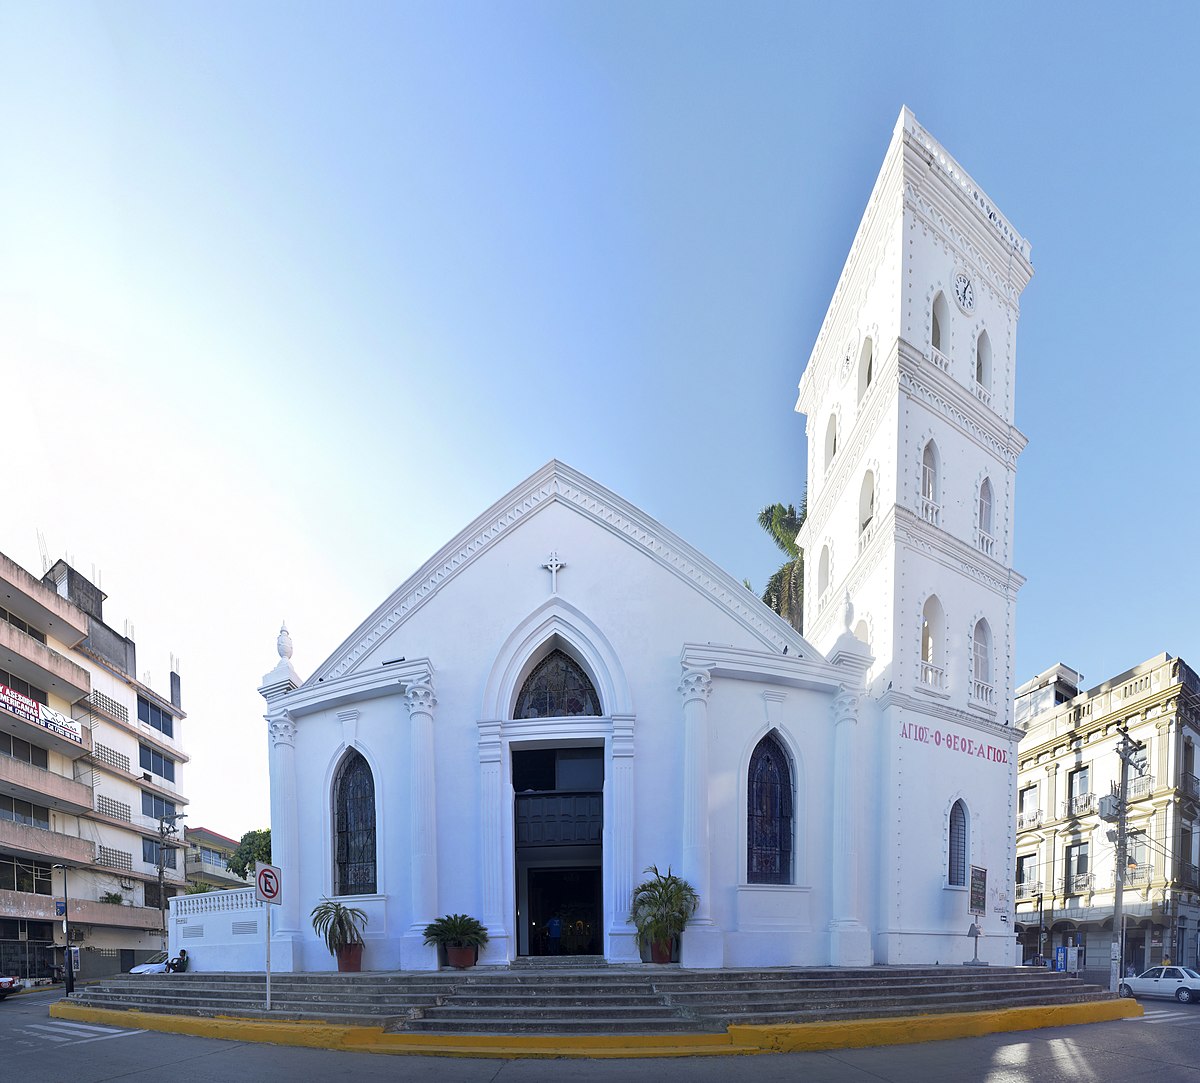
920,661,945,691
973,382,992,407
930,346,950,372
1058,872,1093,895
976,529,995,557
1185,774,1200,800
1181,863,1199,889
972,679,995,706
1014,880,1043,900
1123,863,1153,886
1017,809,1043,830
920,497,941,526
817,588,832,614
1060,793,1097,818
858,520,876,555
1128,775,1155,800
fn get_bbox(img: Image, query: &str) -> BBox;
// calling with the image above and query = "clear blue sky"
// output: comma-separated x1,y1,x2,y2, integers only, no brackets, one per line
2,2,1197,837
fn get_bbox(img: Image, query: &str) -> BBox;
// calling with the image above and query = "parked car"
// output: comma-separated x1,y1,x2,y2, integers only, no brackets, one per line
129,952,170,975
1119,966,1200,1003
0,975,18,999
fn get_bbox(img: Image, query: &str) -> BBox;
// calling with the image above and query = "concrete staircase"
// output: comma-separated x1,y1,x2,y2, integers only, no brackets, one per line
68,965,1115,1036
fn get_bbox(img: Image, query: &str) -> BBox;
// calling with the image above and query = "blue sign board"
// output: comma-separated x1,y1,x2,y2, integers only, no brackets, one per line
55,900,66,916
1055,946,1067,972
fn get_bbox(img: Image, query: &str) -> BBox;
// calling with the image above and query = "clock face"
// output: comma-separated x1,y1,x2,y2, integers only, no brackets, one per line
954,272,975,313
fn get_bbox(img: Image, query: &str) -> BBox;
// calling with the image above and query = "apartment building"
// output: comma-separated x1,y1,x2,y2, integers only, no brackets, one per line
185,826,250,890
1014,654,1200,972
0,553,188,981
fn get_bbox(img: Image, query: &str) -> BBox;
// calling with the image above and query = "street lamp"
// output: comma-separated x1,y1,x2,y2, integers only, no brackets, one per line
51,864,74,995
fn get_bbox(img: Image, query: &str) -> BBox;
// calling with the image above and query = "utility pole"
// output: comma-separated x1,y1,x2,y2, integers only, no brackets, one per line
157,813,186,950
1108,725,1144,993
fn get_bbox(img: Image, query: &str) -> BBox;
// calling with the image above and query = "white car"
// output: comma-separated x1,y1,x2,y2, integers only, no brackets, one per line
129,952,170,975
1119,965,1200,1003
0,975,18,999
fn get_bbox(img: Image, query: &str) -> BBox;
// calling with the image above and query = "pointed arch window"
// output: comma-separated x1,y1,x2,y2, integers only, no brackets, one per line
824,415,838,472
858,337,874,401
334,750,377,895
748,732,793,884
515,648,601,719
931,293,950,370
949,799,968,886
972,619,994,706
921,441,940,525
977,477,995,555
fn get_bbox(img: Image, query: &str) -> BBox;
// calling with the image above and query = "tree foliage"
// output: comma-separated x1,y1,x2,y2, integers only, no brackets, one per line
225,828,271,879
757,497,806,634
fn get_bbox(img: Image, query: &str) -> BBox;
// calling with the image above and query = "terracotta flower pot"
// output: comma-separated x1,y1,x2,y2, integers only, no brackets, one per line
650,939,672,964
336,943,363,972
446,945,477,969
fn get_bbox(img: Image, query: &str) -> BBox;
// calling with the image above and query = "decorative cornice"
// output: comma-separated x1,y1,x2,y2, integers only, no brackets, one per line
879,689,1018,742
308,461,811,684
898,347,1028,466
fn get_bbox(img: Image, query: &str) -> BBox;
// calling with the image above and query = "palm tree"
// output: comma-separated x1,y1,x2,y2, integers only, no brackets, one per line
758,497,806,633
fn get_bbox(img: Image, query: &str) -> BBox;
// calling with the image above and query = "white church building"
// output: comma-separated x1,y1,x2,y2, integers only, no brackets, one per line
172,108,1033,971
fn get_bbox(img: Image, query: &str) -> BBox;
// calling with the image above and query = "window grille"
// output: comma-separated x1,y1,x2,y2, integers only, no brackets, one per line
514,650,601,719
97,846,133,871
88,691,129,723
948,801,967,886
335,751,377,895
93,744,131,773
748,733,793,884
96,794,131,822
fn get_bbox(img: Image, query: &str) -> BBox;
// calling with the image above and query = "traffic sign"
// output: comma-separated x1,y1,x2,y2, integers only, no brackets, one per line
255,861,282,905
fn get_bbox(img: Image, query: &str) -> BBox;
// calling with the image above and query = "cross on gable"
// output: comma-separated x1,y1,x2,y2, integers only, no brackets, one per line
541,551,566,594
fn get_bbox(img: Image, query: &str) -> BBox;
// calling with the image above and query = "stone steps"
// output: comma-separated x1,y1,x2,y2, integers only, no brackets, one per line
68,966,1116,1036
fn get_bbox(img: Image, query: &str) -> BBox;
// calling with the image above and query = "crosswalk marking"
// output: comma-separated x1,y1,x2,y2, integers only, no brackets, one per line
30,1020,121,1035
1136,1008,1194,1023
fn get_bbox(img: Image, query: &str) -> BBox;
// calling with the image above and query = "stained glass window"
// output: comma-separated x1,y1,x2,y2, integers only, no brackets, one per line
748,733,792,884
335,750,377,895
948,800,967,886
514,649,601,719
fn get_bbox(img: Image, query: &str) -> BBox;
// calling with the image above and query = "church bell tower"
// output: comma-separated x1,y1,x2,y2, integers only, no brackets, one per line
796,107,1034,963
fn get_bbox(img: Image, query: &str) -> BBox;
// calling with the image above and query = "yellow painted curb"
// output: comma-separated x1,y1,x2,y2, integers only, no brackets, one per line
730,999,1144,1054
49,997,1142,1060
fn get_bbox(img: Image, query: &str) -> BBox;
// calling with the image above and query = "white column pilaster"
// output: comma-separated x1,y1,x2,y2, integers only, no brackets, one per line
679,667,722,968
259,624,303,973
608,714,639,962
830,687,872,965
476,720,510,964
401,679,440,969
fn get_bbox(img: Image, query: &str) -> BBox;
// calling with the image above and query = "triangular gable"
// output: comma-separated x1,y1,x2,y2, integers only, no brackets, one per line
306,460,817,685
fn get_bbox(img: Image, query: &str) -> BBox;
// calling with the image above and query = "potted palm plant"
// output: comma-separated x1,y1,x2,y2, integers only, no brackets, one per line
630,865,698,963
311,898,368,972
423,913,489,969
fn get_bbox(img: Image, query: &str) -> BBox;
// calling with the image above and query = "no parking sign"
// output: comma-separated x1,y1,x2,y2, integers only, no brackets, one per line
255,862,282,904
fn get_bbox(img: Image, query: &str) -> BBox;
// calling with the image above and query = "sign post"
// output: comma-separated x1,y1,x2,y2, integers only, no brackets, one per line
965,866,988,966
255,862,282,1011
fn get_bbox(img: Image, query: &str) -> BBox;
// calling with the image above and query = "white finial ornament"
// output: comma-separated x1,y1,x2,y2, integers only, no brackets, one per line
277,622,293,661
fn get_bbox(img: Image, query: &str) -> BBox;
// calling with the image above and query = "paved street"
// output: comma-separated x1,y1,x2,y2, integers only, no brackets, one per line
6,988,1200,1081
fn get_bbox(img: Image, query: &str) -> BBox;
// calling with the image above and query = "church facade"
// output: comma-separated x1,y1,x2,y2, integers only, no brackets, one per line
175,108,1033,972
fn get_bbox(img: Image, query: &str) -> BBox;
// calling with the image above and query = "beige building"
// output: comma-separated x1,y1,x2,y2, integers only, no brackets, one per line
185,826,250,890
1015,654,1200,972
0,553,188,981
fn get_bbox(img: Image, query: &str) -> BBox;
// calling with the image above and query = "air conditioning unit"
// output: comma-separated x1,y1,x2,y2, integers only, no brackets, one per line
142,773,153,782
118,878,135,890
